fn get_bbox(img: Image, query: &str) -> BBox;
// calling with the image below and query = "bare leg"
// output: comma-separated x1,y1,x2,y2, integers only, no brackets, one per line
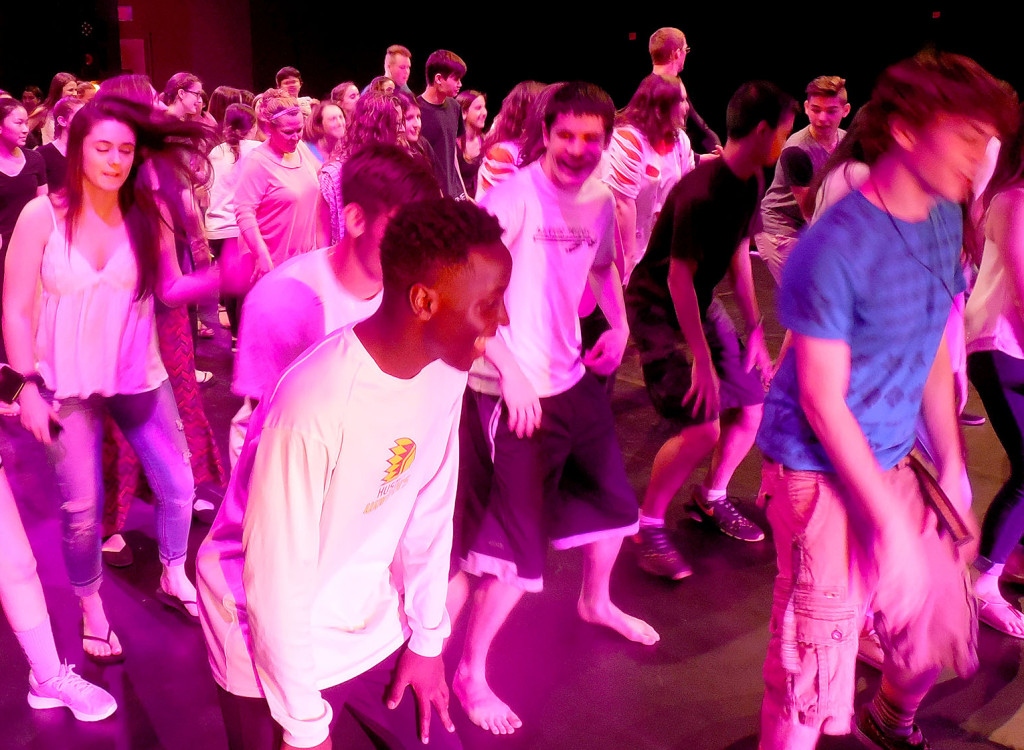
577,536,660,645
703,405,763,492
446,570,472,637
0,470,48,631
453,576,525,734
161,561,198,617
641,421,720,520
80,592,122,659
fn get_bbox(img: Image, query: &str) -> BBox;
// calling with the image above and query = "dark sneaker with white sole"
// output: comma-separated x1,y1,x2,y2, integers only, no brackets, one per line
635,526,692,580
687,490,765,542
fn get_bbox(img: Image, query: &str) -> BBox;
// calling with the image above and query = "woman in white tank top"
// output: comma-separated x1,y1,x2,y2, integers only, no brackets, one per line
2,96,233,664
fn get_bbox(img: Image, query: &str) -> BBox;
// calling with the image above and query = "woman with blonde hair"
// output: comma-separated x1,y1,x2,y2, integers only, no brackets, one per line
234,88,321,276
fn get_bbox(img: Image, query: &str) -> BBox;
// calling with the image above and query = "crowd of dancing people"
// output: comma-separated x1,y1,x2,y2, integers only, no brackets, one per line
2,26,1024,750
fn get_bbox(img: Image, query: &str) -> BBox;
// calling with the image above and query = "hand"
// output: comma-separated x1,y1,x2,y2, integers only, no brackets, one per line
872,516,931,630
501,369,542,439
252,251,274,282
18,386,61,445
385,649,456,745
744,325,773,389
582,327,628,377
684,356,720,421
281,737,331,750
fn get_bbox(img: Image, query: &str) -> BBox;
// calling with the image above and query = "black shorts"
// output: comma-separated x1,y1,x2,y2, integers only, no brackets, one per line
456,373,639,592
629,297,765,426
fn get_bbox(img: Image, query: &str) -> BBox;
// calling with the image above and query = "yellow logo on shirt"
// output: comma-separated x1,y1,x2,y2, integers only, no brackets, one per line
363,438,417,514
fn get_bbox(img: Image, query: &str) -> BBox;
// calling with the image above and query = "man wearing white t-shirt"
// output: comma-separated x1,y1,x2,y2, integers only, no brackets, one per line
197,198,512,750
448,82,660,737
227,145,440,465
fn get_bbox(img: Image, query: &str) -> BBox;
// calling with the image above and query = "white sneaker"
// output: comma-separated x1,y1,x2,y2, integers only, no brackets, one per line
28,663,117,722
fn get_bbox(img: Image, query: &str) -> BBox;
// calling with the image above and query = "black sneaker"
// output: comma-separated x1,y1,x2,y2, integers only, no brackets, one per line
853,705,929,750
635,526,692,580
688,490,766,542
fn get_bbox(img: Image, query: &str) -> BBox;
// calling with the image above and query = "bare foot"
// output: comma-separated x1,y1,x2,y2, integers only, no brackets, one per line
160,568,199,618
578,599,660,645
453,665,523,735
81,596,123,659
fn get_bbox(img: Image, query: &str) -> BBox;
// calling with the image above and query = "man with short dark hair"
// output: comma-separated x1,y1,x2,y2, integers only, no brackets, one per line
757,52,1017,750
755,75,851,283
275,66,316,118
626,81,797,580
197,196,512,750
449,81,660,737
418,50,468,199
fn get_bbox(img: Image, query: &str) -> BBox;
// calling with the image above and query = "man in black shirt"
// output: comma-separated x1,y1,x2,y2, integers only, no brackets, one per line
626,81,796,579
418,50,467,199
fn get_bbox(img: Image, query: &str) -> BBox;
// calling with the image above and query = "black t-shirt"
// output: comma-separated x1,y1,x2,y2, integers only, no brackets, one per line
626,157,759,326
38,143,68,193
417,96,465,199
0,149,46,251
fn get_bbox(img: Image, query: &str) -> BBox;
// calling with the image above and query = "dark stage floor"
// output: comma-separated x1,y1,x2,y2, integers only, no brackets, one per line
2,260,1024,750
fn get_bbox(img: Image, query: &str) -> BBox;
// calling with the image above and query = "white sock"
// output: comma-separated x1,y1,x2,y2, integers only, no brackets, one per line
639,513,665,529
15,617,61,683
702,488,727,503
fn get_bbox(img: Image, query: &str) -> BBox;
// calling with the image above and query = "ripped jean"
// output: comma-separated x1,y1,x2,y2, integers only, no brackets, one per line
46,381,194,596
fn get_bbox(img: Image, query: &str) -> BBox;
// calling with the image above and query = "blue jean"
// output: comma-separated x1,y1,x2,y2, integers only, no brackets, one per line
46,381,194,596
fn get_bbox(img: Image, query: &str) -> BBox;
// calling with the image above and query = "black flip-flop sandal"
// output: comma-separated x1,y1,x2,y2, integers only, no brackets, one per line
81,624,126,665
154,587,199,621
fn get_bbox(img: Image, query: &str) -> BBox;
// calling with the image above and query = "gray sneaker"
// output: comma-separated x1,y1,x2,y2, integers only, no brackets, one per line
635,526,693,580
28,663,117,722
689,490,766,542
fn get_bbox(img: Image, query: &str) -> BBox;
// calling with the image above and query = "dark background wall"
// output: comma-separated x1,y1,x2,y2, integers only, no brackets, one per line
2,2,1022,138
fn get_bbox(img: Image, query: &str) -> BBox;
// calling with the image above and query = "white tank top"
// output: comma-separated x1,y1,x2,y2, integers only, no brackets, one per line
35,200,167,398
965,233,1024,361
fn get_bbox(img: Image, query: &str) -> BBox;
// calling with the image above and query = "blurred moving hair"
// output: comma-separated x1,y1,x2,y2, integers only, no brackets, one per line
617,74,685,146
161,71,201,106
725,80,798,139
342,143,439,218
649,27,686,65
542,81,615,138
99,75,158,107
381,197,502,295
806,75,848,102
64,96,213,298
483,81,545,153
853,50,1018,167
984,102,1024,210
425,50,467,83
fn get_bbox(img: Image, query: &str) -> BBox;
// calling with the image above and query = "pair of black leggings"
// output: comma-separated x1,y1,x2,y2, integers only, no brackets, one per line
968,350,1024,567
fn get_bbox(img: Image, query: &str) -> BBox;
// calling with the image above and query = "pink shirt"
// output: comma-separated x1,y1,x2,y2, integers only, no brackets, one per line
233,142,320,265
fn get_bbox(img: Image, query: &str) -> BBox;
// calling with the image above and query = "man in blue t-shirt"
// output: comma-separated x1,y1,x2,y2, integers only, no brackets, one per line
756,52,1017,750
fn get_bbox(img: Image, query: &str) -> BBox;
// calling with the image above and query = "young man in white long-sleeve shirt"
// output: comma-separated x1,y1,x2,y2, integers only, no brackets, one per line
197,198,512,750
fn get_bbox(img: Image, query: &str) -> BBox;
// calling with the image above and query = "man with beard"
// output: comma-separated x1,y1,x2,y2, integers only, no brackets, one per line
448,81,660,738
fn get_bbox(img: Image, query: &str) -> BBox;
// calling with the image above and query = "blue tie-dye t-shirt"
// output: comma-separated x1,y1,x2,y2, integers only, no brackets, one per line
756,190,965,471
